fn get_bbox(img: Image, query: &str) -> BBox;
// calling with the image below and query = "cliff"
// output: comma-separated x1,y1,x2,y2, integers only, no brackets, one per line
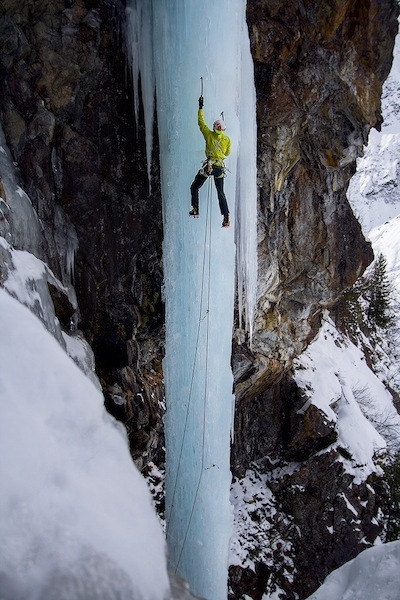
0,0,398,598
0,0,165,470
231,1,399,597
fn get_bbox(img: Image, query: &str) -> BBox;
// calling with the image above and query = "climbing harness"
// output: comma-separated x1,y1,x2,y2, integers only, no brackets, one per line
199,159,228,178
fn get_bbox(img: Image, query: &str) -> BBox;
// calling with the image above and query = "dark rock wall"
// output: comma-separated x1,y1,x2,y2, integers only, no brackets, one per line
235,0,398,400
0,0,165,467
234,0,398,470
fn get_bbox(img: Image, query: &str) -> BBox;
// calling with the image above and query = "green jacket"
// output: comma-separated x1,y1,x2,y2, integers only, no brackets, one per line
198,109,231,166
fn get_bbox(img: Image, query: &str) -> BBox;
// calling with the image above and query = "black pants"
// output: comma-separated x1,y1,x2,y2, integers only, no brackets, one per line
190,166,229,218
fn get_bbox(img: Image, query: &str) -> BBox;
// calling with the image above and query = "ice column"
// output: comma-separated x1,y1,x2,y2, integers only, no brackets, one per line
126,2,257,598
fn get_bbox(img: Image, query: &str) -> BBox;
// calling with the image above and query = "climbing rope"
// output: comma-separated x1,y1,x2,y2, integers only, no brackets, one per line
174,187,212,574
166,177,214,573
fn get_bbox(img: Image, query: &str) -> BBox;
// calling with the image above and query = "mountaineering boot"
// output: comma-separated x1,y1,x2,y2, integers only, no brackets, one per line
189,207,199,218
222,214,230,228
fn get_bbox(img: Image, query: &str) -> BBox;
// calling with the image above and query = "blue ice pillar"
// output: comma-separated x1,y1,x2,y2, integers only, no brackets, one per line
155,2,255,599
155,3,238,598
127,0,257,598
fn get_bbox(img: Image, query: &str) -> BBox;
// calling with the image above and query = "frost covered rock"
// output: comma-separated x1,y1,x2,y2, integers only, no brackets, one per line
230,318,398,598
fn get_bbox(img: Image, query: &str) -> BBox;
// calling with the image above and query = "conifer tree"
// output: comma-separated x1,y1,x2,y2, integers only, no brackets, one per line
365,253,393,329
333,252,394,338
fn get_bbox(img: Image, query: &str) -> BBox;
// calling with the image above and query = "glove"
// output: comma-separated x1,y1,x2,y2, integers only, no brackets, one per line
198,96,204,109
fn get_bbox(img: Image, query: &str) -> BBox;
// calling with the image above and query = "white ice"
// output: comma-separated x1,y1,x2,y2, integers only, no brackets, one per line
0,125,43,256
125,0,155,189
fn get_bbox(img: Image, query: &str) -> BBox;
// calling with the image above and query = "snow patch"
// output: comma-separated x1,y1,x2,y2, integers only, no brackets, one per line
294,319,390,481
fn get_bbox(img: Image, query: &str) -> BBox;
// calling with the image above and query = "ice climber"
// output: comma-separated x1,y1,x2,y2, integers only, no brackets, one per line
189,95,231,228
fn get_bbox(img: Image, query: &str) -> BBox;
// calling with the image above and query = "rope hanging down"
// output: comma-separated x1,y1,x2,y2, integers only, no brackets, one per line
166,177,214,574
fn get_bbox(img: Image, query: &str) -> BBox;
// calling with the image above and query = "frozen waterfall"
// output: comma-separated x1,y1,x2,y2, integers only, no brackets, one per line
126,2,257,598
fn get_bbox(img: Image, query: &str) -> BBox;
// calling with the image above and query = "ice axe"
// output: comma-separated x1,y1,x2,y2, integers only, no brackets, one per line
200,76,204,106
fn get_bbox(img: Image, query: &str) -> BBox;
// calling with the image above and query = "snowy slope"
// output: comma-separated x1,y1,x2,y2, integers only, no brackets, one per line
305,540,400,600
293,317,399,476
0,287,170,599
348,26,400,233
0,126,170,598
369,214,400,302
366,216,400,404
288,264,400,600
306,221,400,600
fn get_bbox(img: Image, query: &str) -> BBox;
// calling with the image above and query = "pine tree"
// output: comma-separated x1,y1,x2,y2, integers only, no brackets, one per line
365,253,393,330
333,252,394,339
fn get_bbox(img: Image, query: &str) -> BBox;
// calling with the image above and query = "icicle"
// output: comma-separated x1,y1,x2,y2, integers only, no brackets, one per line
235,19,258,343
125,0,155,190
54,205,78,286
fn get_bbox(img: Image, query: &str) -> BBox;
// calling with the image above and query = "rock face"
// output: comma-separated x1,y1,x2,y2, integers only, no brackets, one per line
0,0,165,468
229,1,399,598
236,0,398,398
1,0,399,599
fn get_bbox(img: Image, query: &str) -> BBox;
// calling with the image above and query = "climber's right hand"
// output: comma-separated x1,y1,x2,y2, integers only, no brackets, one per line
198,96,204,109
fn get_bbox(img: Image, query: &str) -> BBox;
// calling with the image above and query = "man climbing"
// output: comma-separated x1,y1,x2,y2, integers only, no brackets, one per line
189,94,231,228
